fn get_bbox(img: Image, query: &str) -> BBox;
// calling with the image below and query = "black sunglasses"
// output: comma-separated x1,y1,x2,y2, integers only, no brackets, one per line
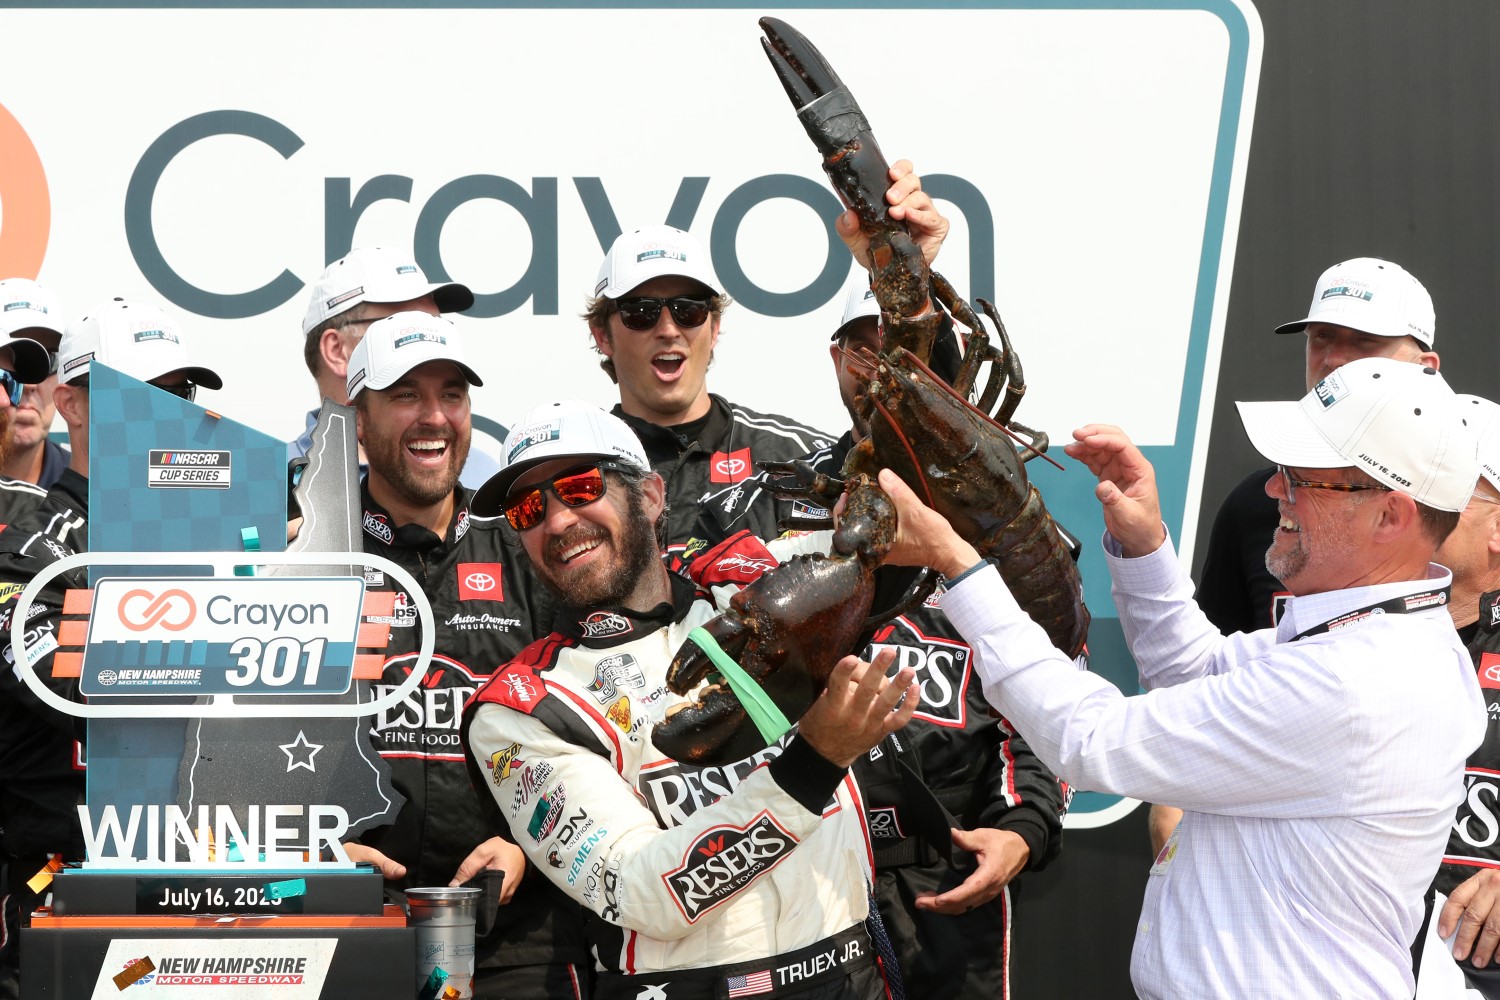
67,374,196,402
613,295,713,332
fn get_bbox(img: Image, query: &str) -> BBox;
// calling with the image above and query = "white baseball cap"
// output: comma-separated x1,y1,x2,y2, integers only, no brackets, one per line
1274,257,1435,348
594,225,720,299
1457,395,1500,495
472,400,651,516
831,276,880,342
0,278,64,341
1236,356,1476,512
345,311,482,399
58,299,223,390
302,247,474,335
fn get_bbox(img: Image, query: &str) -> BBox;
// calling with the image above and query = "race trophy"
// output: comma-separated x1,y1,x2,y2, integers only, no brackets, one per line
15,365,428,998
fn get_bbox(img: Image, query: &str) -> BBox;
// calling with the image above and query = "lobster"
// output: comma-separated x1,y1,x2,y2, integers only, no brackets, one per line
654,475,906,766
652,17,1089,766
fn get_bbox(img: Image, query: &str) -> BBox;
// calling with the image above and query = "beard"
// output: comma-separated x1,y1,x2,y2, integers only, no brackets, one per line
1265,501,1363,590
363,425,470,509
0,408,13,470
533,483,661,611
1265,533,1305,585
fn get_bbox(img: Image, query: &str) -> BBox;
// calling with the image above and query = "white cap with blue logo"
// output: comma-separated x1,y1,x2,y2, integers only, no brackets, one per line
1236,357,1475,512
346,311,483,399
58,298,223,389
1274,257,1435,348
594,225,721,299
472,400,650,517
302,246,474,336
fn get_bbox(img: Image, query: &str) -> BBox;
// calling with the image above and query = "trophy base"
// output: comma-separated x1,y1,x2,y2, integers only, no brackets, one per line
23,904,413,999
49,865,386,917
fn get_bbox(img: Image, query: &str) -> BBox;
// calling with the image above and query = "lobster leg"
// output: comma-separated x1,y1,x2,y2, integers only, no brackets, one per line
861,567,938,630
761,459,847,506
975,298,1029,427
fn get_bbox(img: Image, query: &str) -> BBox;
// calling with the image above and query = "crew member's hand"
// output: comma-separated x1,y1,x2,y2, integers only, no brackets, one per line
286,517,303,543
343,842,406,881
837,160,949,270
1063,424,1166,557
798,650,918,768
913,828,1030,915
1440,868,1500,967
872,470,981,580
450,837,524,904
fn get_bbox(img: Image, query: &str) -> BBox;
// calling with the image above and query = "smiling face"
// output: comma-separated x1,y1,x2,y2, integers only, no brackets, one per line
357,360,471,515
591,276,720,426
512,458,666,611
1264,465,1382,594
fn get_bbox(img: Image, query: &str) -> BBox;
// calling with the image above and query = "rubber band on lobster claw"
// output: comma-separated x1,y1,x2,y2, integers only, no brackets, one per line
685,627,792,745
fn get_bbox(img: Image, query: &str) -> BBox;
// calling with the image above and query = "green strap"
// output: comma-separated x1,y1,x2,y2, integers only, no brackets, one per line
686,628,792,745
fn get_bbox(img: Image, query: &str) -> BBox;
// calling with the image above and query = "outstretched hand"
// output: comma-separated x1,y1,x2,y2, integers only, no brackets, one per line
837,160,949,270
798,649,919,768
1063,424,1166,557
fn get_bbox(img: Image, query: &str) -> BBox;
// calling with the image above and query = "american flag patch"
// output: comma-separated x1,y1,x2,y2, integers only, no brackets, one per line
726,969,773,997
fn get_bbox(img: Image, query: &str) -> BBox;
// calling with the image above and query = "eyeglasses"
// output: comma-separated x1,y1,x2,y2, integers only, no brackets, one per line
155,382,198,402
65,375,196,402
1276,465,1392,503
503,460,633,531
613,296,713,332
0,371,22,406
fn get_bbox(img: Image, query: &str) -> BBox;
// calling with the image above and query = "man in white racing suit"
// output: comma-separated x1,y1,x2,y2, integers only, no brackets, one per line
462,399,918,1000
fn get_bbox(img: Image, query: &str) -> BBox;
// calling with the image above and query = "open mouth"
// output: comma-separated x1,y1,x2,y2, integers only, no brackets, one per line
1278,515,1300,533
557,538,601,563
548,529,608,566
406,439,449,463
652,352,686,378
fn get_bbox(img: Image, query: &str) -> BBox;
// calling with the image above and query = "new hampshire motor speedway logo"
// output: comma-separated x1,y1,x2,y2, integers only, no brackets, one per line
81,577,364,697
94,937,336,996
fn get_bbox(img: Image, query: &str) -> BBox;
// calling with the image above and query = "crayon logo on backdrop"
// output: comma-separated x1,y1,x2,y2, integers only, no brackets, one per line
118,588,197,632
0,103,50,279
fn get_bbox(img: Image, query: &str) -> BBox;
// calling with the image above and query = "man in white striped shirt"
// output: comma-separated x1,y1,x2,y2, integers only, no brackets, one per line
876,356,1487,998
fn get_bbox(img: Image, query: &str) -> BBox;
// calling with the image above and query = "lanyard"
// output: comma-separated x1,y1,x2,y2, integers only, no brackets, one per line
1291,586,1451,641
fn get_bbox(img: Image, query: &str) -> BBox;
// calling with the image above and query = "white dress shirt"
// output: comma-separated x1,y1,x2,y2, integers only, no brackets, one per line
941,533,1486,999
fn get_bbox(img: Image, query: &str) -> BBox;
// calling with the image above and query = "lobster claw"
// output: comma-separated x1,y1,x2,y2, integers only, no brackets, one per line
656,616,774,767
759,17,892,226
758,17,851,122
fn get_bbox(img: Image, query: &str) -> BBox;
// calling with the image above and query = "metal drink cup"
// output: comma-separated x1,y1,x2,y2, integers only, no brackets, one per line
405,886,481,999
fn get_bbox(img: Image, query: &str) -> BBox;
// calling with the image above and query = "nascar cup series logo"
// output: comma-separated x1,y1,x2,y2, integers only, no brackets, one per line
82,576,364,697
0,101,49,279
